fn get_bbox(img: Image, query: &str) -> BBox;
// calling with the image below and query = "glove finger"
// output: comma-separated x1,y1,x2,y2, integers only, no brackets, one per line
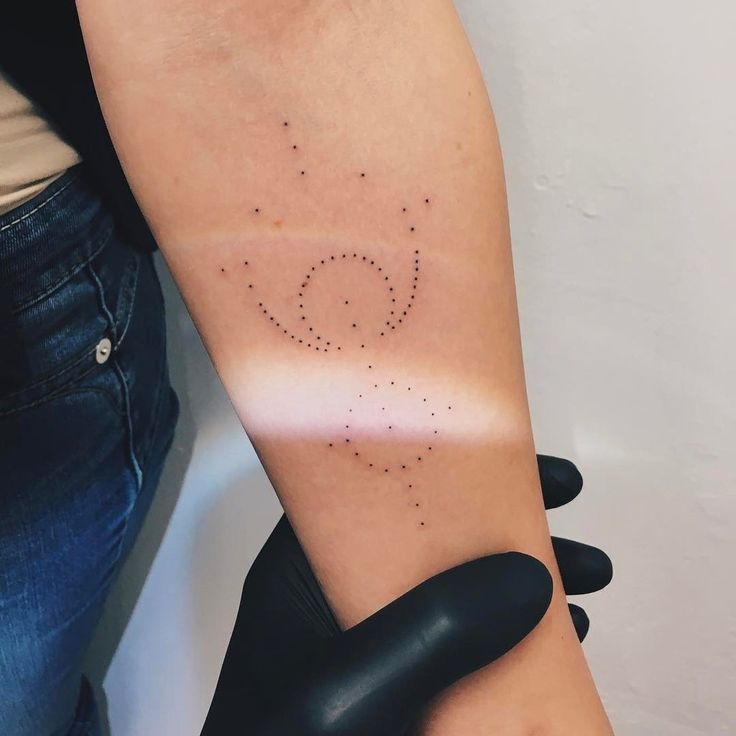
569,603,590,642
552,536,613,595
265,552,553,736
538,454,583,510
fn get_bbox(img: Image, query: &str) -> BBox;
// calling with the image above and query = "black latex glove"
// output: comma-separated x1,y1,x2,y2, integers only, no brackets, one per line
201,455,612,736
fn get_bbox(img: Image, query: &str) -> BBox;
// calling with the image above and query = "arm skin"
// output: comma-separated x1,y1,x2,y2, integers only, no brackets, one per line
75,1,613,733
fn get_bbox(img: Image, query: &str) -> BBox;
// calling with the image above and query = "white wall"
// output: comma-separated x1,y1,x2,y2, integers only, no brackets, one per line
88,2,736,734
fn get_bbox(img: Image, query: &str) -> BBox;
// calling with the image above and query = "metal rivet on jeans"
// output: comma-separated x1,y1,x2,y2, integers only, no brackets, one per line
95,337,112,364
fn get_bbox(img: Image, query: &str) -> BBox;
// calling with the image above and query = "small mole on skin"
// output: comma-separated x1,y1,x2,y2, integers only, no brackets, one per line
220,268,225,273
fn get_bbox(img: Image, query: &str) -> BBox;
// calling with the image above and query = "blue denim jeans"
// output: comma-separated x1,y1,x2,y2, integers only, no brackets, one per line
0,166,179,736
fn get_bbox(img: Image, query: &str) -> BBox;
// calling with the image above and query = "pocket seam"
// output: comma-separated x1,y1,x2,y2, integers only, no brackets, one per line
10,219,114,315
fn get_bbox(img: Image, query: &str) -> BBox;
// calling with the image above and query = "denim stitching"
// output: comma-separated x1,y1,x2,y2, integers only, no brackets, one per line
88,260,143,491
113,358,143,491
0,175,78,233
10,221,114,314
114,254,141,347
87,262,119,344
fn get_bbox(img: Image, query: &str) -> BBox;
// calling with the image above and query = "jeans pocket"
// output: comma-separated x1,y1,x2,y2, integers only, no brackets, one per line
0,223,140,417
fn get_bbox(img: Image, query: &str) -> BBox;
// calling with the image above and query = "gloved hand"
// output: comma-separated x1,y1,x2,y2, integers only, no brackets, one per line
201,455,612,736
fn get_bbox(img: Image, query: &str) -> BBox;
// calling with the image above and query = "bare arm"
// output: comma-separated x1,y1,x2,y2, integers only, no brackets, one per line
75,1,612,733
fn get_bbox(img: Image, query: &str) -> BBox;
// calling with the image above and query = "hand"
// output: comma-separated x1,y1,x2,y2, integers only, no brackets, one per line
201,455,612,735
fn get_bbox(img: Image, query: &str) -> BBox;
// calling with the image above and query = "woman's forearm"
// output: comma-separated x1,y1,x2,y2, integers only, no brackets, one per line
77,0,612,732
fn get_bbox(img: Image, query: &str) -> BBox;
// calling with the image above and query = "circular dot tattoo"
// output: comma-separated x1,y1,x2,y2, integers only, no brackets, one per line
243,249,422,351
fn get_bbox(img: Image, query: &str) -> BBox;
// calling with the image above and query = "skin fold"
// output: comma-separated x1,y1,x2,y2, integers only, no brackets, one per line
75,1,614,733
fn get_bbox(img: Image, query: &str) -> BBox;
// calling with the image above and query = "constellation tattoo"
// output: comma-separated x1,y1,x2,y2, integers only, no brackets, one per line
219,119,456,528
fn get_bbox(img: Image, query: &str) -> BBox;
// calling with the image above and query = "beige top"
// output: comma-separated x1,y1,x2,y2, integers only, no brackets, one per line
0,71,82,216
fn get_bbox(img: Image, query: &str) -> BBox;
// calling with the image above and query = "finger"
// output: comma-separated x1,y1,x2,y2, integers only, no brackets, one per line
552,536,614,595
569,603,590,642
537,454,584,510
264,553,553,736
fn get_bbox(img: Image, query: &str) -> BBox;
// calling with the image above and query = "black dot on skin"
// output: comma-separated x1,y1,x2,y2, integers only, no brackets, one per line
355,452,359,456
410,227,415,232
402,207,407,212
417,457,422,461
220,268,225,273
384,469,389,473
283,121,289,127
255,208,260,213
420,522,425,527
345,439,350,443
416,503,420,508
244,261,249,266
328,443,333,447
360,172,366,177
448,406,452,410
352,323,357,328
248,284,253,288
293,145,298,150
425,198,430,204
